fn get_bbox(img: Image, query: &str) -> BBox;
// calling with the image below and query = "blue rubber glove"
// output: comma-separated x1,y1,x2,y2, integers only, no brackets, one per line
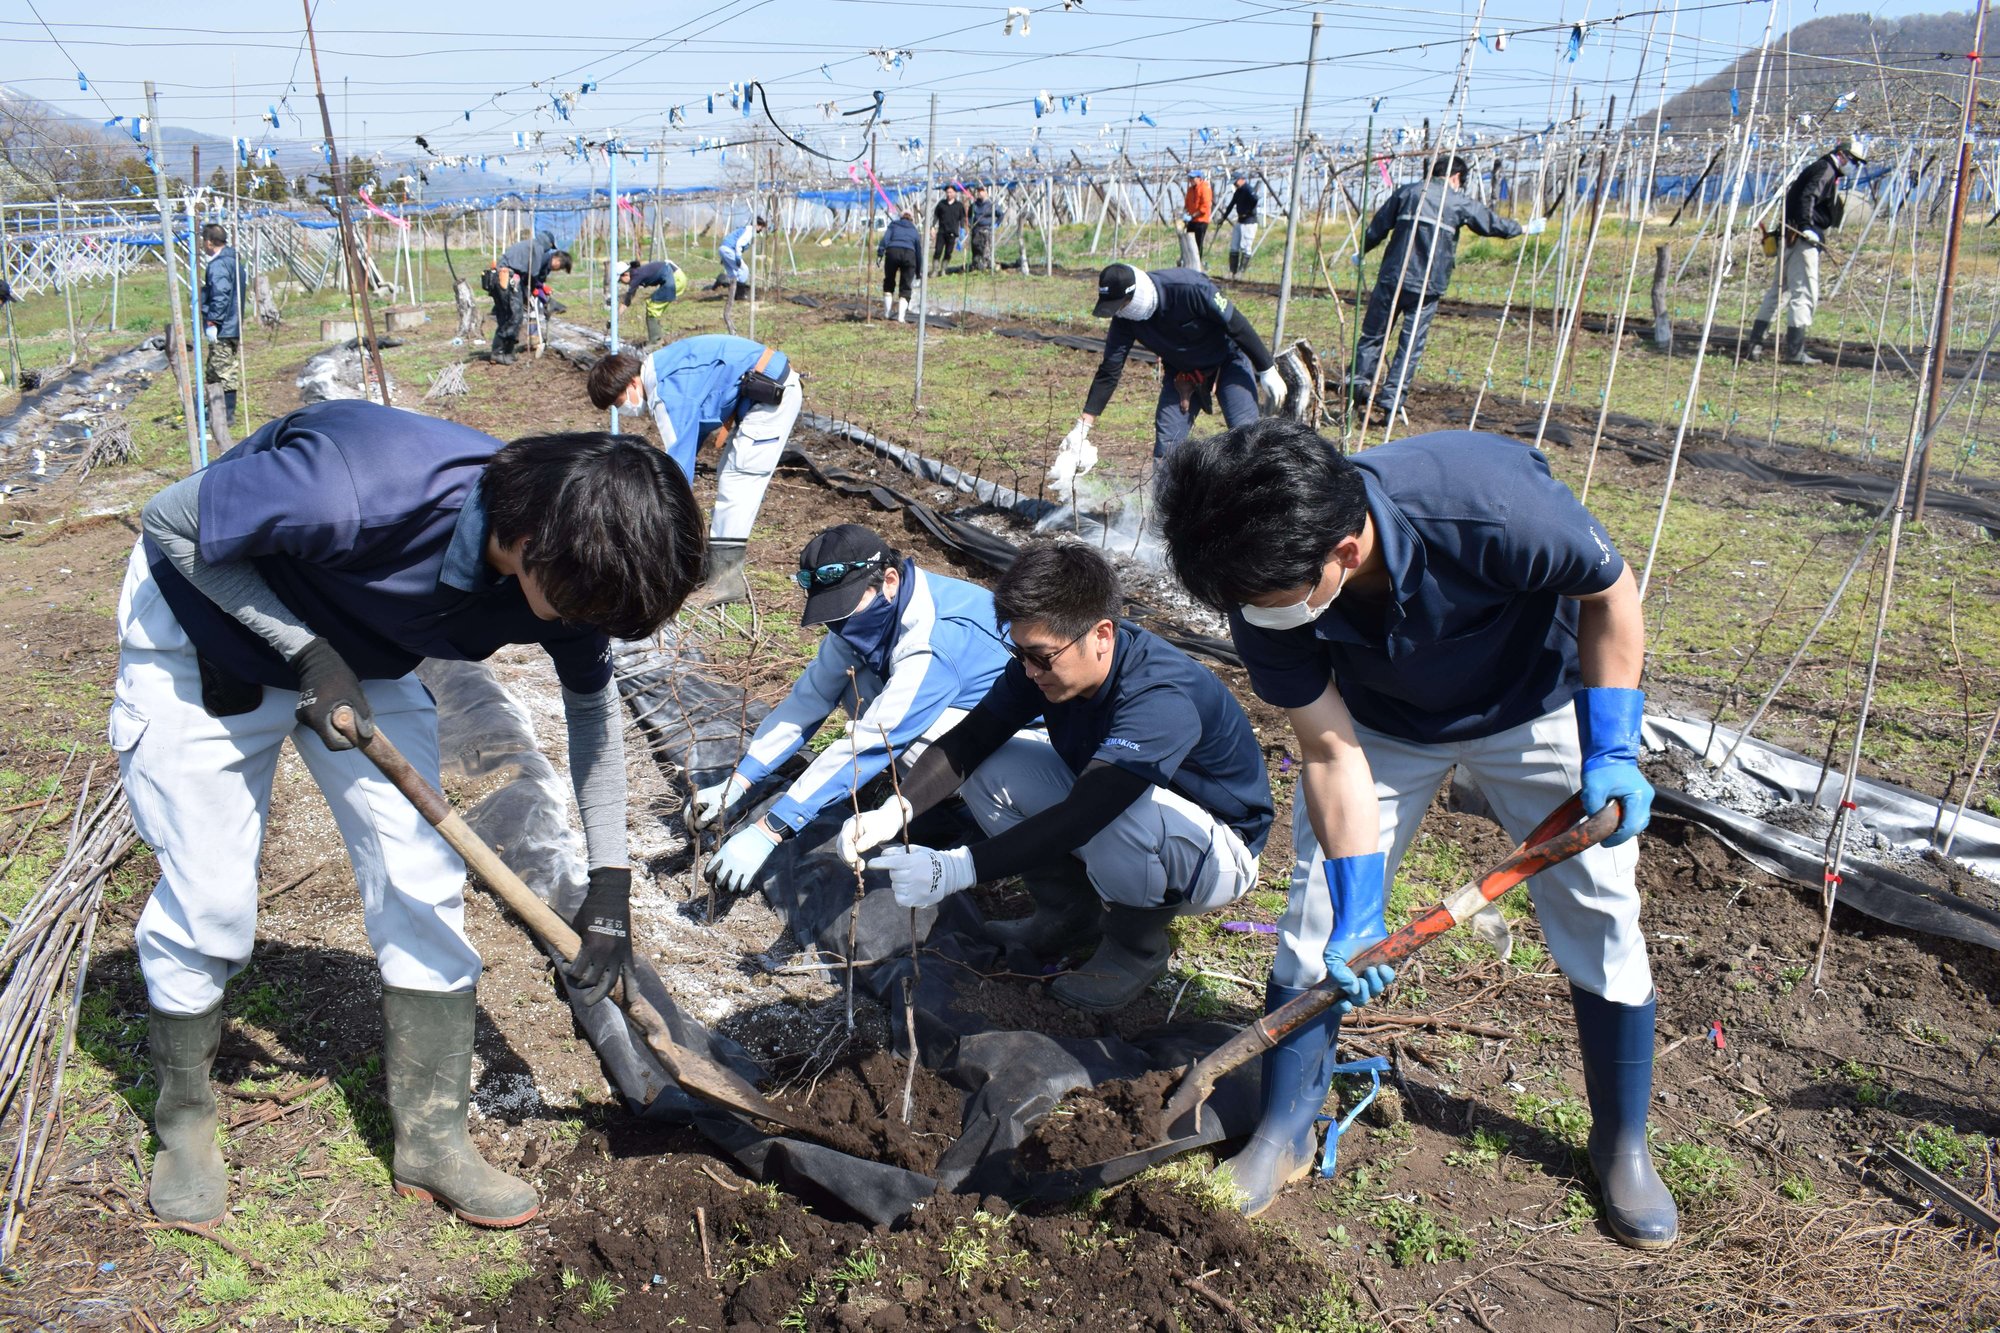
708,821,780,893
1321,852,1395,1012
1576,686,1654,847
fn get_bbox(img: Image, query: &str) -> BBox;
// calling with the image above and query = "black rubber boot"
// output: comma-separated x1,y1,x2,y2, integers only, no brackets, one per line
982,859,1103,957
1782,326,1821,365
148,1000,228,1226
645,313,663,344
688,539,749,609
223,390,237,426
1572,986,1679,1250
1051,904,1177,1013
382,987,539,1228
1744,319,1769,360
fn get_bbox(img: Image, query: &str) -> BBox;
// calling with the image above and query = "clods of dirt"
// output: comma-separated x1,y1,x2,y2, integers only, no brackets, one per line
774,1049,964,1176
1016,1069,1179,1174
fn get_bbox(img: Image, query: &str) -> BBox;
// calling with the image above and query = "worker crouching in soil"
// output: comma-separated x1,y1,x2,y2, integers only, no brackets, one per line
842,543,1276,1014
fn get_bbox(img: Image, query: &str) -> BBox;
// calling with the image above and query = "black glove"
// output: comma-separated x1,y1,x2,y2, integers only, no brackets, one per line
565,866,632,1007
289,637,372,751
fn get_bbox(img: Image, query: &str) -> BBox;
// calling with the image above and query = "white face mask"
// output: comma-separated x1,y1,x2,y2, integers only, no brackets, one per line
1239,563,1347,630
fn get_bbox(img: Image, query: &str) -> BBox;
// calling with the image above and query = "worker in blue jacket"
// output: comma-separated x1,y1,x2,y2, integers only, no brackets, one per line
1048,263,1286,499
713,218,766,298
199,224,243,436
619,259,687,345
587,334,801,607
692,524,1010,894
877,213,922,322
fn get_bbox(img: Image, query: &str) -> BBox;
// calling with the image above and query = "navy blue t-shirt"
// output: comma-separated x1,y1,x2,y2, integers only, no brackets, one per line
1230,431,1624,743
981,621,1274,854
147,400,613,693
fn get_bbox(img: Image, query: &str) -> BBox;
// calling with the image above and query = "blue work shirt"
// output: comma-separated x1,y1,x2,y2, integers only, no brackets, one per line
982,621,1273,854
1229,431,1625,743
1083,268,1272,417
639,335,791,479
878,216,921,256
736,561,1008,832
147,400,612,693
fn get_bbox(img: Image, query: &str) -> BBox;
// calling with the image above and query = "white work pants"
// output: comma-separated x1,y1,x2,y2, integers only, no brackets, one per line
710,370,801,544
959,732,1258,912
110,542,479,1016
1753,237,1820,330
1277,702,1652,1005
1232,221,1259,255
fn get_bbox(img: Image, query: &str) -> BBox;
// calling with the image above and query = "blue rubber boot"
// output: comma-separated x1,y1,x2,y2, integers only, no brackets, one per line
1571,986,1679,1250
1224,853,1388,1217
1220,981,1343,1217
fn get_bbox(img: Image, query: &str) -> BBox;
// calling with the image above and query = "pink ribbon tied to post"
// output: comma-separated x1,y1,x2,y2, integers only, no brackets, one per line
355,187,410,230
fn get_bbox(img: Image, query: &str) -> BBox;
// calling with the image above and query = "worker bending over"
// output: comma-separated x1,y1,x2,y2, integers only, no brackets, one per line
691,524,1010,893
714,217,766,298
116,400,701,1232
845,543,1273,1014
587,335,802,609
1352,155,1537,422
1155,418,1669,1247
1049,263,1285,498
485,228,572,365
620,258,688,346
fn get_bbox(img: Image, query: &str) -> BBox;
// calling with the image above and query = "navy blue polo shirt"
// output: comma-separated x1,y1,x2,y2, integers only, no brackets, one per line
981,621,1274,854
1229,431,1624,743
146,400,613,694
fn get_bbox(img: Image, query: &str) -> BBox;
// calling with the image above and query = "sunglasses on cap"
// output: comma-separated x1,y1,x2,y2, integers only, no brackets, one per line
1005,625,1091,672
793,557,884,591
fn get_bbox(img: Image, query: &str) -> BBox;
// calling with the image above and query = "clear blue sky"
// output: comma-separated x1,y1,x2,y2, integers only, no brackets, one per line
3,1,1970,186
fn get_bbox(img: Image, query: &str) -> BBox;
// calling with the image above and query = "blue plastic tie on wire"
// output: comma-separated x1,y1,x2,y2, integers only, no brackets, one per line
77,71,89,91
1316,1055,1391,1177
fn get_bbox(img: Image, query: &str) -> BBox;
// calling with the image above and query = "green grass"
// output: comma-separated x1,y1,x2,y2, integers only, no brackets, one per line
1367,1196,1476,1267
1444,1126,1510,1172
1142,1151,1250,1212
1903,1123,1977,1177
1512,1091,1591,1150
1557,1188,1601,1233
1657,1139,1742,1205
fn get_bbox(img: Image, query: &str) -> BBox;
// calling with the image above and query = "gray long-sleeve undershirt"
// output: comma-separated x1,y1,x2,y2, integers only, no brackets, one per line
139,472,630,869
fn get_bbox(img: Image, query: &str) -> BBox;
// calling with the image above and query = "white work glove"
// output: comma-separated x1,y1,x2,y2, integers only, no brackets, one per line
1258,365,1287,413
1521,217,1548,236
1047,417,1098,503
838,795,913,869
689,772,749,830
204,324,218,343
867,844,976,909
707,821,780,893
1349,252,1365,269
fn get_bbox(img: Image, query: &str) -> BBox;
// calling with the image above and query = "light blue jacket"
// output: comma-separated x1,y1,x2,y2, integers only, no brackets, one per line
639,335,791,478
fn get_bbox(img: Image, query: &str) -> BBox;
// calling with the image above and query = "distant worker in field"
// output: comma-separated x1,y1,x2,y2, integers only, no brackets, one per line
1351,154,1540,423
1746,135,1869,366
199,223,243,434
1182,168,1214,267
587,334,801,608
713,217,767,299
844,542,1275,1013
117,400,701,1233
877,209,922,322
932,185,967,271
1215,172,1260,278
689,523,1010,895
968,184,1004,271
619,257,688,346
485,228,573,365
1047,263,1287,497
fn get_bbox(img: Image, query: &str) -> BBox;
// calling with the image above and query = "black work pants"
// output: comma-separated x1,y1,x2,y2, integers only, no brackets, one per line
882,249,917,298
932,229,957,269
488,268,527,353
968,226,993,270
1351,284,1439,413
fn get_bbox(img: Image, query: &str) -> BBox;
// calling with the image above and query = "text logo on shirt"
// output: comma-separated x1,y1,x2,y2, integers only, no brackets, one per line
1590,527,1615,567
1102,737,1142,752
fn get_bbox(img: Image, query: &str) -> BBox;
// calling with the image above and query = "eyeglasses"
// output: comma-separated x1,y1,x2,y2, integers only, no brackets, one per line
793,557,883,592
1006,625,1091,673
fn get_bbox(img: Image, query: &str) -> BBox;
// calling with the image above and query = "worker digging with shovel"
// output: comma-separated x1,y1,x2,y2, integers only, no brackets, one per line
1155,418,1672,1248
111,400,704,1230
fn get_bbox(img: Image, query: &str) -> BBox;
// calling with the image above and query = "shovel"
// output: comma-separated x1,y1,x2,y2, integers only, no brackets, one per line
1035,793,1620,1189
332,705,822,1137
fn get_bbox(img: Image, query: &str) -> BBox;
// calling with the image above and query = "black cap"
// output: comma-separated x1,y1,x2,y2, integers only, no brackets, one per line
1093,263,1137,317
798,524,894,627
